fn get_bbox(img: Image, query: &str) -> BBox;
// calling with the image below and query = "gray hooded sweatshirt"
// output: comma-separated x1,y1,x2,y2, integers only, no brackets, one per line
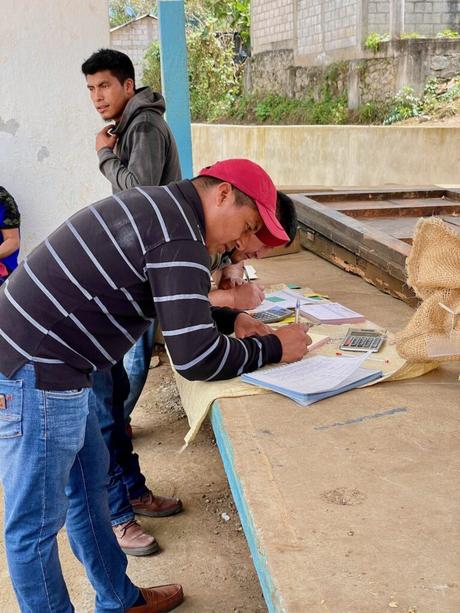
97,87,181,193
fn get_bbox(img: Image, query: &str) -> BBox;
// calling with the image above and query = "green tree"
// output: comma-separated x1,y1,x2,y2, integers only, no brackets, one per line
109,0,155,28
142,28,241,122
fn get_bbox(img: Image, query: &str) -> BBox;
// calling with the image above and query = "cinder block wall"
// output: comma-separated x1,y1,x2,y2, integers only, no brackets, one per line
404,0,460,36
251,0,295,54
110,16,158,85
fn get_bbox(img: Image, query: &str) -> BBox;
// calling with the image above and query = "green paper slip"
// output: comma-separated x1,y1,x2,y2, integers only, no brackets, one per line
266,296,285,303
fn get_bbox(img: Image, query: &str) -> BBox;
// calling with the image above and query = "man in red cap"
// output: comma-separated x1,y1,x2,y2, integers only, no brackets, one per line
0,158,309,613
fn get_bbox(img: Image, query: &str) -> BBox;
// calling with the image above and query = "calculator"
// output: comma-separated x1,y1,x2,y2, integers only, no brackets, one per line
251,306,292,324
340,328,385,352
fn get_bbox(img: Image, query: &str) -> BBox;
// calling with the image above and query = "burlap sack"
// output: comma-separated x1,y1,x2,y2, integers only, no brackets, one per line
396,217,460,362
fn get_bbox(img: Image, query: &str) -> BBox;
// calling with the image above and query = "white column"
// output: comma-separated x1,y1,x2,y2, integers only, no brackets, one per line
0,0,110,254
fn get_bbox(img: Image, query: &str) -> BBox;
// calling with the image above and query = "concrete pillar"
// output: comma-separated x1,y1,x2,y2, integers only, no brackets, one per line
348,61,361,110
389,0,404,38
0,0,110,254
158,0,193,178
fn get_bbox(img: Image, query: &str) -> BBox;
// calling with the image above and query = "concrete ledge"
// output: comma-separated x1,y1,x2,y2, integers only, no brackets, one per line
211,402,283,613
192,124,460,188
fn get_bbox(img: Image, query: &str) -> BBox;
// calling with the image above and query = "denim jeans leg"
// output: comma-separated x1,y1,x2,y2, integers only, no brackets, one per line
123,321,156,421
0,365,101,611
64,401,139,612
91,370,134,527
111,364,148,500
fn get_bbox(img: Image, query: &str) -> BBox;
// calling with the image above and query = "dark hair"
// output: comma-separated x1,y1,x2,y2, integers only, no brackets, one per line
193,176,256,209
276,191,297,246
81,48,135,86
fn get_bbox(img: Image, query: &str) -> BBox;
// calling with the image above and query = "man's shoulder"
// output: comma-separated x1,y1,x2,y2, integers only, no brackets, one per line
132,182,202,239
124,108,170,134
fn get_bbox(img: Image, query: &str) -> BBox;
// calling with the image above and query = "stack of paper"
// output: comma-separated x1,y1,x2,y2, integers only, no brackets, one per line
250,289,320,315
241,353,381,406
300,302,365,324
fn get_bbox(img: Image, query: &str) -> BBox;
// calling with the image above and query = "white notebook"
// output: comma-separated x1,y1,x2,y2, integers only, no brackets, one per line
241,353,381,406
300,302,365,325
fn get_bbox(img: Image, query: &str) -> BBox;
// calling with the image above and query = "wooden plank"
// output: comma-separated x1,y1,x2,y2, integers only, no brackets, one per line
442,215,460,232
292,194,410,280
305,188,447,203
362,217,420,239
299,229,417,305
331,200,460,219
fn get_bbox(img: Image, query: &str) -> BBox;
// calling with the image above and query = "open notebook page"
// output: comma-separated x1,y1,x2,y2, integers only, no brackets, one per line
244,352,371,395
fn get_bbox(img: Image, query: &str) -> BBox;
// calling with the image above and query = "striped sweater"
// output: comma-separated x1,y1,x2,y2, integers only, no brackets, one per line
0,180,282,390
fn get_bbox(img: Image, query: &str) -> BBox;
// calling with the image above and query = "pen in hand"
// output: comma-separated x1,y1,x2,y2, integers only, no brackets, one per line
295,298,301,324
243,266,251,283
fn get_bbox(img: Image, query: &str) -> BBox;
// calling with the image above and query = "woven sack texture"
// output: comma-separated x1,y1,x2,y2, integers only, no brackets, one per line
396,217,460,362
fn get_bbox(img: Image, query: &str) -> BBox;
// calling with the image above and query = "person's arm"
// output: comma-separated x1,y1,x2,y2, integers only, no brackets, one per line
146,240,284,381
98,121,169,190
209,283,265,309
0,228,20,258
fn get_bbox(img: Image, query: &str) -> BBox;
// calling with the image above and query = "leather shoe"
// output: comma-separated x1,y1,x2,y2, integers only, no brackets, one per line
125,584,184,612
113,519,159,556
130,490,183,518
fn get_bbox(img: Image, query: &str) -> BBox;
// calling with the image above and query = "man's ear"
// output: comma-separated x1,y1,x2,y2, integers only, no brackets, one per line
216,182,233,208
124,78,135,95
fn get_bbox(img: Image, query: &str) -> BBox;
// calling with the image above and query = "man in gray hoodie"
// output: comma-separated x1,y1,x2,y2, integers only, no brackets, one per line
82,48,183,557
85,48,181,190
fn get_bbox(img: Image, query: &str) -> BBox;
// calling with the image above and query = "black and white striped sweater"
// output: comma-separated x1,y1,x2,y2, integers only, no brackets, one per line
0,180,282,390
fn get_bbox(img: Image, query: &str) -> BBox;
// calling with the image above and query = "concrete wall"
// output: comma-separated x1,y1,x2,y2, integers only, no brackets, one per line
249,35,460,104
191,124,460,188
251,0,295,54
251,0,460,68
404,0,460,36
110,15,158,85
1,1,110,256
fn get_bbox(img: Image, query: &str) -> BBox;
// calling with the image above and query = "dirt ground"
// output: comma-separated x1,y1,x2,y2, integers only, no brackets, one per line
0,354,267,612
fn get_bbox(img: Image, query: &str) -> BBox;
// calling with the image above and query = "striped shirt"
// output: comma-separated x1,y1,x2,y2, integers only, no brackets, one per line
0,180,282,390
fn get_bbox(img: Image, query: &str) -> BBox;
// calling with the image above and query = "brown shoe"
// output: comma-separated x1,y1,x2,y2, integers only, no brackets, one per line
130,490,183,518
113,519,159,556
125,584,184,612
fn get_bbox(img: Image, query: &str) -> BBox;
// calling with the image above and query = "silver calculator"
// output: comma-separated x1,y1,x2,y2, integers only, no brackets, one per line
340,328,385,352
251,306,292,324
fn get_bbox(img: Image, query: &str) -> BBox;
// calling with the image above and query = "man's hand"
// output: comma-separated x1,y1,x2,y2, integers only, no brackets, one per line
272,324,312,363
96,125,118,152
230,283,265,309
218,262,245,289
234,313,274,339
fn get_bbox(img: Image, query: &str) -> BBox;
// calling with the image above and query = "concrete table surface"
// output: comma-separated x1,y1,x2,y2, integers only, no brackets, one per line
211,250,460,613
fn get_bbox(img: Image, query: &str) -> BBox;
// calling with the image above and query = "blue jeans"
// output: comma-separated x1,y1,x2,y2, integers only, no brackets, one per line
92,363,147,527
0,364,139,612
123,322,156,421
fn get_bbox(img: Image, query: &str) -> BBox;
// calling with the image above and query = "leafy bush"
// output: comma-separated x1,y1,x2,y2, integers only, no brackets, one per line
383,87,421,124
227,93,348,125
436,29,460,39
142,30,241,122
400,32,422,40
142,43,161,91
364,32,390,53
355,100,391,124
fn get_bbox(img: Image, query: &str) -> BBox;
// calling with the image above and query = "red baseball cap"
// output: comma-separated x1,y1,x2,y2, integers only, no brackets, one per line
198,158,289,247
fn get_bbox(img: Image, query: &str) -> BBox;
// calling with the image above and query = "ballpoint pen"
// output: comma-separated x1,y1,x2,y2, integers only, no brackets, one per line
243,266,251,283
295,298,300,324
